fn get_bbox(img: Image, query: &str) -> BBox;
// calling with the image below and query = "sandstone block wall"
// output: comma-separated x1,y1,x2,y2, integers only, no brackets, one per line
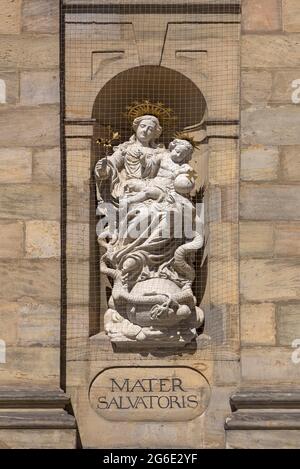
0,0,61,386
240,0,300,386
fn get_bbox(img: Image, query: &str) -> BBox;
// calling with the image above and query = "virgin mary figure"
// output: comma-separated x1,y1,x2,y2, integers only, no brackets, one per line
95,107,204,348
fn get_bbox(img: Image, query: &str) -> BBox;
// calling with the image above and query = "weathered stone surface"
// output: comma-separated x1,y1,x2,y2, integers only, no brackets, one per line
240,259,300,302
281,146,300,181
240,221,273,257
16,302,60,347
213,361,240,387
0,184,60,220
272,70,300,103
283,0,300,32
202,387,235,449
66,260,89,305
25,221,60,258
208,186,222,223
0,148,32,184
242,0,282,32
0,221,24,258
240,303,276,345
66,188,90,223
241,347,300,384
0,300,59,347
0,302,18,345
67,149,90,190
277,305,300,346
0,429,76,449
32,147,60,184
0,107,59,147
210,259,239,305
0,184,60,221
0,0,22,34
209,222,237,259
226,429,300,449
242,71,272,105
0,260,60,302
240,184,300,220
0,440,10,449
220,185,239,223
242,35,300,69
67,306,89,341
0,346,59,384
20,71,59,105
67,223,89,259
242,106,300,146
0,72,19,104
208,140,238,185
274,223,300,256
241,146,279,181
22,0,60,34
0,35,59,70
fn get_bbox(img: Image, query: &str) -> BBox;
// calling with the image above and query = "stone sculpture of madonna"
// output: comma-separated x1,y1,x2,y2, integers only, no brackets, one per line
95,109,204,350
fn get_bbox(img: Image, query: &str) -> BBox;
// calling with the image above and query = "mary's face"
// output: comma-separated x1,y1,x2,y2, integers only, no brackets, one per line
136,119,157,144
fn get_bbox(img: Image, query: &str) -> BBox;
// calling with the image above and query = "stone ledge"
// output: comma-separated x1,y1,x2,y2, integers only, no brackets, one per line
225,411,300,430
225,389,300,432
0,387,70,409
230,389,300,410
0,410,76,430
0,388,76,431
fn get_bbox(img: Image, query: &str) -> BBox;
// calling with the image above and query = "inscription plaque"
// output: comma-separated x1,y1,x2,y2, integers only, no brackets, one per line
89,366,210,421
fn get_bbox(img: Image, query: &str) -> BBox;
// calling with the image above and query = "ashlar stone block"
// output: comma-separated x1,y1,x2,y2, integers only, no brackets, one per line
240,303,276,345
20,71,59,106
240,221,273,257
277,305,300,346
241,259,300,302
242,0,282,32
240,184,300,221
25,221,60,259
274,223,300,256
283,0,300,32
0,221,24,259
281,146,300,181
22,0,59,34
0,148,32,184
241,146,279,181
0,0,22,34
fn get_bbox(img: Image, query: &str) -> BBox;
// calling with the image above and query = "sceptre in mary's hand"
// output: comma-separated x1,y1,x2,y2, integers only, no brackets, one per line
95,127,120,179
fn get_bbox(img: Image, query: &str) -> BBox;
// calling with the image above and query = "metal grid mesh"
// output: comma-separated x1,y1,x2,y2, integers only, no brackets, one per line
61,1,241,361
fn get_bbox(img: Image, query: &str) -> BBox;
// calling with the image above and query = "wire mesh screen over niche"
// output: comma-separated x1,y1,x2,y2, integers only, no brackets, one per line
61,0,241,361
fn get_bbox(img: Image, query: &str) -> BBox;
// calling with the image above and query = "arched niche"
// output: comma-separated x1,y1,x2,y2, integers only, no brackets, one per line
89,65,208,336
92,65,207,148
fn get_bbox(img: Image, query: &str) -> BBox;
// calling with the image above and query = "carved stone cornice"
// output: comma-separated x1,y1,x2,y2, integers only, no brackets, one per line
0,388,76,430
226,389,300,431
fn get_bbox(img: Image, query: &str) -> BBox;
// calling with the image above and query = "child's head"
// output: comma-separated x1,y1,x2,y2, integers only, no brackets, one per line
168,139,194,164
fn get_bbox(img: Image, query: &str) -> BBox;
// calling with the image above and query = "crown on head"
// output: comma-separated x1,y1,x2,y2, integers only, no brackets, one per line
174,131,200,149
125,99,177,126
